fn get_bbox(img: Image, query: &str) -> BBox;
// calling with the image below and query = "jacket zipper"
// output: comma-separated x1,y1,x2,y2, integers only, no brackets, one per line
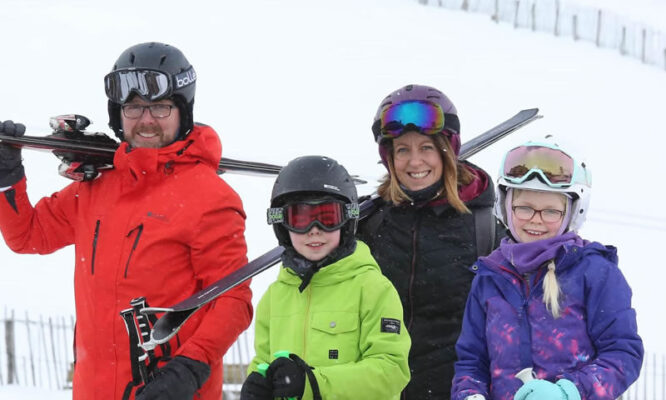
407,219,419,332
303,286,312,359
91,220,100,275
124,224,144,278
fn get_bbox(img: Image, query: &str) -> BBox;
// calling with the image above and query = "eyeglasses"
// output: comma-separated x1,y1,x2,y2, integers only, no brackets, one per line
104,66,196,104
267,200,359,233
512,206,564,223
121,104,175,119
501,145,575,188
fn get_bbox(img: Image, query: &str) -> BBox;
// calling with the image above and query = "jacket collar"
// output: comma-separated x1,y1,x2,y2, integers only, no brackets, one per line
278,241,379,288
113,124,222,179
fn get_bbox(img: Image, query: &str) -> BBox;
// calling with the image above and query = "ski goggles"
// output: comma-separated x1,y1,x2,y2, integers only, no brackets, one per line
375,100,459,141
104,66,196,104
501,145,575,187
267,200,359,233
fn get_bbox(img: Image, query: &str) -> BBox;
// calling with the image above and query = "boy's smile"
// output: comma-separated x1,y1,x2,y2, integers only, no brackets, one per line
289,226,341,261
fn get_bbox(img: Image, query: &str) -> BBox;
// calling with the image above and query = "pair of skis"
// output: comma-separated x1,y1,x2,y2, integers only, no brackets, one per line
0,131,284,177
0,107,541,385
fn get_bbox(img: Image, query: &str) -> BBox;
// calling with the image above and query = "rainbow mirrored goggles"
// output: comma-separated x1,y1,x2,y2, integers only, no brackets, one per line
104,66,196,104
501,144,576,188
373,100,459,142
267,200,359,233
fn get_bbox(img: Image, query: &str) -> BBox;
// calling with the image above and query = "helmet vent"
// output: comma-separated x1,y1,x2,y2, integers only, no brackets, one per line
129,53,135,64
159,55,167,66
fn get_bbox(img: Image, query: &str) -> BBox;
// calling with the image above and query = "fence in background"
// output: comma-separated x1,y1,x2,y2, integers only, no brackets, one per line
1,308,663,398
418,0,666,70
0,308,254,397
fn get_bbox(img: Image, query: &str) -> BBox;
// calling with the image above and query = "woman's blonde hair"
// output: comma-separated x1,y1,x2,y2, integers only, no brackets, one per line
377,134,474,213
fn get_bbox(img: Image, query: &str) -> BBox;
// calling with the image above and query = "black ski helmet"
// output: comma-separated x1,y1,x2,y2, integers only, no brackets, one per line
371,84,461,168
269,155,359,249
106,42,196,141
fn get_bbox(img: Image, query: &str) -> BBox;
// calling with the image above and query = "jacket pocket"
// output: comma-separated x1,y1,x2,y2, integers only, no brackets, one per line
310,311,360,363
123,223,144,278
91,220,100,275
311,311,359,335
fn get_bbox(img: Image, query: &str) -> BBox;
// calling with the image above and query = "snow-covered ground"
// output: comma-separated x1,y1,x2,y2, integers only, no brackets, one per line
1,0,665,397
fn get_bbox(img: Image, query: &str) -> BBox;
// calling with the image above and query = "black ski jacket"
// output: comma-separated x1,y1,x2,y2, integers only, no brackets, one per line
357,162,501,400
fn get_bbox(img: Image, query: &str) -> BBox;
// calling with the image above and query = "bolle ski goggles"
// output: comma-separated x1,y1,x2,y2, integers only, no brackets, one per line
104,66,196,104
501,144,575,188
267,200,359,234
376,100,458,141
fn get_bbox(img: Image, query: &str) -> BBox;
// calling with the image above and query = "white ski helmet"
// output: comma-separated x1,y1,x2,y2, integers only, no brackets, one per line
494,136,592,233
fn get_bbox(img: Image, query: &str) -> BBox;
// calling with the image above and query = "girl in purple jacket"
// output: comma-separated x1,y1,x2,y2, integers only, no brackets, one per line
452,137,643,400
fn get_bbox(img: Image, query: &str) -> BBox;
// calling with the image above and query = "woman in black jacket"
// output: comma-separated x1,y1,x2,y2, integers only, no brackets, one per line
357,84,501,400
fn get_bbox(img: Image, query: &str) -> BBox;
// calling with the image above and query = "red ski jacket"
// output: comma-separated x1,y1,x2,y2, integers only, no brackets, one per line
0,125,252,399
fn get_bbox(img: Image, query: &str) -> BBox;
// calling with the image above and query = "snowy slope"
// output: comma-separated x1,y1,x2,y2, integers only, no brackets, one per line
1,0,665,396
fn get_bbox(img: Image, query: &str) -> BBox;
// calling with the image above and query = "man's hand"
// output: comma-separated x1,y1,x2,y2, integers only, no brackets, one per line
0,120,26,187
135,356,210,400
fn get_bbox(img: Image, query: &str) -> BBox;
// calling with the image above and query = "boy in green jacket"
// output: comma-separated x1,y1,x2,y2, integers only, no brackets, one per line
240,155,411,400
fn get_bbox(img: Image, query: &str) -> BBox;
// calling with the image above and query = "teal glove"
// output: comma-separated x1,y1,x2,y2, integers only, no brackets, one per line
514,378,581,400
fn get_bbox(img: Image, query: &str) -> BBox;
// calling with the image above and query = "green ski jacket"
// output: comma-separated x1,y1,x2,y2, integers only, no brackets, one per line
248,241,411,399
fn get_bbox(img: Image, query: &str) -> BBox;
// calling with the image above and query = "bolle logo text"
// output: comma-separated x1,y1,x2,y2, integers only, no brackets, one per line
175,67,197,88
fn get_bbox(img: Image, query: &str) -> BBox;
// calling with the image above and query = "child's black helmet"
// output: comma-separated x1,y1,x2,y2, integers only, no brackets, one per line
269,155,359,248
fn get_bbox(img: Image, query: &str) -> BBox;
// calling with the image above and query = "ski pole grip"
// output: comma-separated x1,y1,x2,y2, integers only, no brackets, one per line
257,363,269,378
273,350,290,359
271,350,296,400
515,367,535,383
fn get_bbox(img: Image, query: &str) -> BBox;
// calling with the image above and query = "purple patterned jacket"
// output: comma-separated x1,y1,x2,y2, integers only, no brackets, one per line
452,240,643,400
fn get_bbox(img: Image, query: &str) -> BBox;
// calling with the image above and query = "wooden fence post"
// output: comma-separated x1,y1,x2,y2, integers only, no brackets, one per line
661,354,666,399
25,311,36,386
641,28,647,63
513,0,520,29
39,315,53,390
620,26,627,55
554,0,560,36
531,3,536,31
572,14,578,41
492,0,499,23
49,317,61,389
595,9,602,47
5,309,17,384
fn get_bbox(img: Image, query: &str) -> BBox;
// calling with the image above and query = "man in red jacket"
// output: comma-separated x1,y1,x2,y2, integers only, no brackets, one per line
0,42,253,400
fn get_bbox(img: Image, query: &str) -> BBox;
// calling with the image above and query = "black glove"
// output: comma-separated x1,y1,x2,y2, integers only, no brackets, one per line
266,356,307,399
240,371,273,400
135,356,211,400
0,120,26,187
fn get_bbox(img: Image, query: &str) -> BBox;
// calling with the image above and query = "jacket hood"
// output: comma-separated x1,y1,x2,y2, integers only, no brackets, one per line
113,124,222,176
277,241,379,287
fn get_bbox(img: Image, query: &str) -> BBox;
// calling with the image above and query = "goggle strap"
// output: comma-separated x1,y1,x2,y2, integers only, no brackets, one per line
345,203,360,219
443,113,460,135
266,207,285,225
